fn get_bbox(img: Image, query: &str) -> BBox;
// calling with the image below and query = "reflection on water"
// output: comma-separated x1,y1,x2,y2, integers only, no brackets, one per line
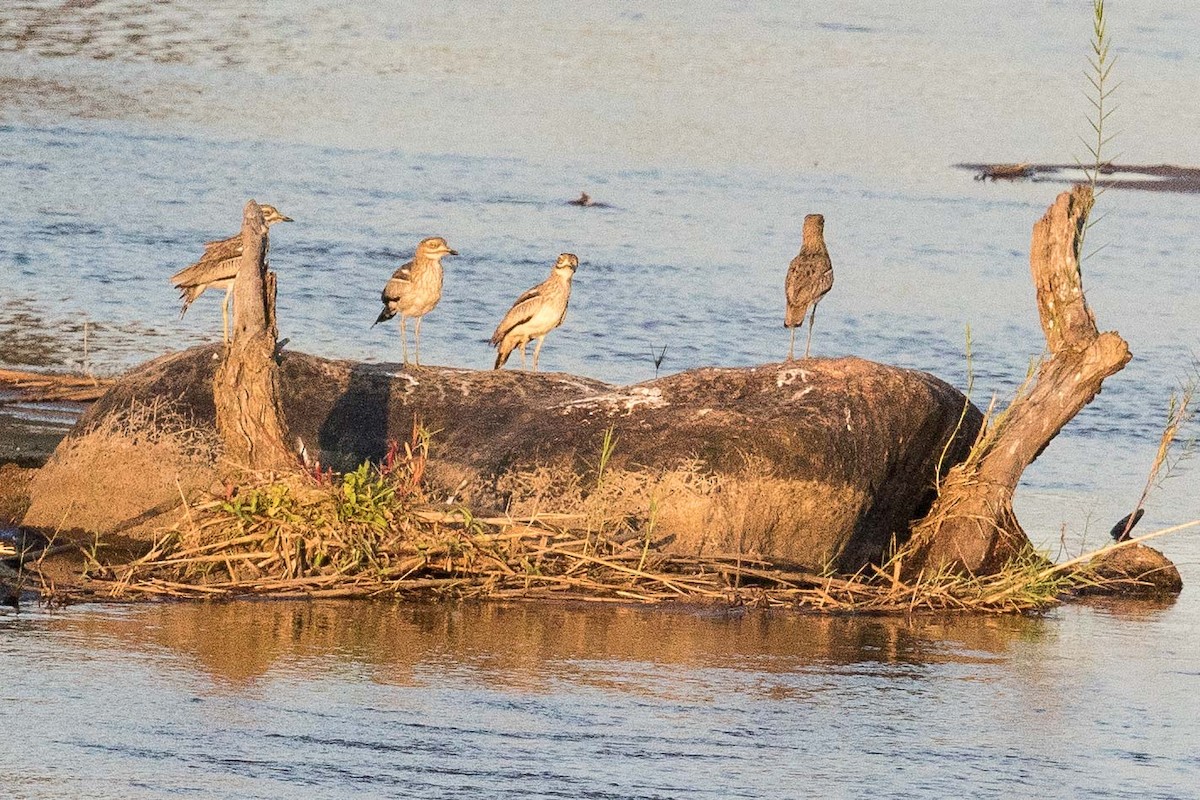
1,599,1197,798
54,601,1031,687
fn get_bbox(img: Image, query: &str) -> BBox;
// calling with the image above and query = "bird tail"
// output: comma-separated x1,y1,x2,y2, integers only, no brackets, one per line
1109,508,1145,542
373,307,394,327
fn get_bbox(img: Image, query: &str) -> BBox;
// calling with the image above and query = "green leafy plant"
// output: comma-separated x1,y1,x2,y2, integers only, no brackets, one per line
337,462,396,528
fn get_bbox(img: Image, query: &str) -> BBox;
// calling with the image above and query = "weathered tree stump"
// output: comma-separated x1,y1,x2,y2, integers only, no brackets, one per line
212,200,294,473
908,186,1132,574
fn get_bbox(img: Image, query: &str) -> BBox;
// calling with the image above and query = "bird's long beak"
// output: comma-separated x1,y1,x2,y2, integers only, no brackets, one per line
281,215,294,222
447,248,459,256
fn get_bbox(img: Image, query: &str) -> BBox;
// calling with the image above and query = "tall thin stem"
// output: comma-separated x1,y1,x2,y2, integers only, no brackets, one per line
1077,0,1117,261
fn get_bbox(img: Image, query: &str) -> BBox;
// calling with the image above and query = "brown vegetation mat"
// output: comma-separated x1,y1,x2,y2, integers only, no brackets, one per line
33,449,1191,613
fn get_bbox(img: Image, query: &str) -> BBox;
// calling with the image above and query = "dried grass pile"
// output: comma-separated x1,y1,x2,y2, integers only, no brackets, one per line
23,398,220,538
52,424,1185,613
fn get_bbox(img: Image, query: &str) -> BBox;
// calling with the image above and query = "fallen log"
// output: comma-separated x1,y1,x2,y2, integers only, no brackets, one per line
0,367,111,403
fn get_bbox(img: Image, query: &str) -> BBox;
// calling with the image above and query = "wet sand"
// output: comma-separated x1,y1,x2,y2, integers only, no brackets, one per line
0,369,96,467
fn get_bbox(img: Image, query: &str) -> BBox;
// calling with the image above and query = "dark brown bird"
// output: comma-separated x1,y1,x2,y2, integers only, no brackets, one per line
784,213,834,360
171,203,293,341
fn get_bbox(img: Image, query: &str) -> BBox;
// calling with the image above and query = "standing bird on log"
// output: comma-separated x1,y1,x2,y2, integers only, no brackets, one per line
784,213,834,360
171,203,292,342
491,253,578,371
373,236,458,366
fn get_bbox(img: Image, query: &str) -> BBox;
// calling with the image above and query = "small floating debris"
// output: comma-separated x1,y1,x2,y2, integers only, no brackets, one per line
567,191,611,208
974,163,1035,181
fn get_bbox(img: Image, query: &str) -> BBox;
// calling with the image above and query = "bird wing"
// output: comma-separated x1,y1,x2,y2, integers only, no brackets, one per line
1109,508,1145,541
202,234,242,254
381,259,416,304
171,252,242,288
490,284,544,345
171,234,242,285
785,251,834,310
555,295,571,328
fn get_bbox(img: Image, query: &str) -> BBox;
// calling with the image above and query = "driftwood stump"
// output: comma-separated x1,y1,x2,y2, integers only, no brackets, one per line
909,186,1132,574
213,200,294,472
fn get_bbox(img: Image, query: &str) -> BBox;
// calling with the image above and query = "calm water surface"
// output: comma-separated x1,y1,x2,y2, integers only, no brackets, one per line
1,2,1199,795
2,600,1199,799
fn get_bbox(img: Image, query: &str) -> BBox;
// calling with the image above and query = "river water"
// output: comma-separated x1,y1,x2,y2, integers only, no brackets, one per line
1,1,1199,796
2,599,1199,799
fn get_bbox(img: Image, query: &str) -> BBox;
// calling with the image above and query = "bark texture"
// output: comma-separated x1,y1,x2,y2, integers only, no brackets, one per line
212,200,293,472
909,186,1132,574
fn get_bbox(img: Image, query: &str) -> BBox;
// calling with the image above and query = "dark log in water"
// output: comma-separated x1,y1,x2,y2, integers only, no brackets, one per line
958,162,1200,193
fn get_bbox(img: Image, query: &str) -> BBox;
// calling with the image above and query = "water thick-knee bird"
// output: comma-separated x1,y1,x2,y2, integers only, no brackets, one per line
171,203,292,341
491,253,578,371
784,213,834,360
373,236,458,366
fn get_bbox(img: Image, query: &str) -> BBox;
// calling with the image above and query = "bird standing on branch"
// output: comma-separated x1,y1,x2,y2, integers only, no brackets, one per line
171,203,292,342
784,213,834,360
374,236,458,366
491,253,578,371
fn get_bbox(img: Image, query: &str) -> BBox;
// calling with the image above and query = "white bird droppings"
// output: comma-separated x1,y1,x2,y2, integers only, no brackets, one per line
776,367,811,388
555,386,668,416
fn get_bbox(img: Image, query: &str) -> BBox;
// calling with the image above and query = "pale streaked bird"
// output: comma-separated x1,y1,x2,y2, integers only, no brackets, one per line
171,203,293,341
373,236,458,366
784,213,834,360
491,253,578,371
